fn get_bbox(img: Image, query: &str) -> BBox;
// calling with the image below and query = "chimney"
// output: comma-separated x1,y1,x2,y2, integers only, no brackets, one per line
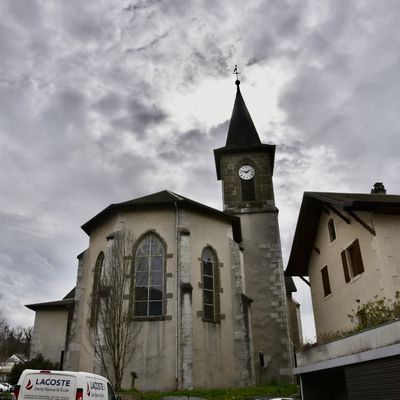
371,182,386,194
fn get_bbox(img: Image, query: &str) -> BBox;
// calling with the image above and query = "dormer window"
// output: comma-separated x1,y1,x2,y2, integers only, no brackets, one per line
328,218,336,242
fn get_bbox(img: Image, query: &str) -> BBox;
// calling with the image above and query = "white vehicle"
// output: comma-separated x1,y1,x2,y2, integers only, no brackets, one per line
13,369,119,400
0,382,9,391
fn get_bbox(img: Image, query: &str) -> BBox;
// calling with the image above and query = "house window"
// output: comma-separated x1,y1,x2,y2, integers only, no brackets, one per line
341,239,364,283
90,252,105,326
133,234,164,317
201,247,220,322
328,218,336,242
321,266,331,297
241,178,256,201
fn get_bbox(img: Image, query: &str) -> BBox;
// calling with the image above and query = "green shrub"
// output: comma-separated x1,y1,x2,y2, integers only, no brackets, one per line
7,354,59,385
348,292,400,331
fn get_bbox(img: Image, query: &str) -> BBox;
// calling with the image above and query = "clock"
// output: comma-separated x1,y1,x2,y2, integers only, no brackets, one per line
238,165,255,180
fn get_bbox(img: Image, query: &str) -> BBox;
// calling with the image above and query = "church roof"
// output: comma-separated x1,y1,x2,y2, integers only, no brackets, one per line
81,190,242,242
226,80,261,147
26,289,75,311
285,191,400,277
214,81,276,179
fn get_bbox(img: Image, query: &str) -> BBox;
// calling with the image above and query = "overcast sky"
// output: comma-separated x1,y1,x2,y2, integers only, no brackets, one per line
1,0,400,341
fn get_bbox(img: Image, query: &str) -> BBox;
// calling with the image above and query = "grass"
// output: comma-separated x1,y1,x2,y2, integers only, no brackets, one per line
120,384,299,400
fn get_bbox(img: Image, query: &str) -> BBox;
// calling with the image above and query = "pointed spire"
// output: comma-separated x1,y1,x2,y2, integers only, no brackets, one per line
225,80,261,147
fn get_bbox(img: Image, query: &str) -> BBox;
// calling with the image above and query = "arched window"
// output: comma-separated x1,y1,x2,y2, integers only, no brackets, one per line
201,247,220,322
90,252,105,326
133,234,164,317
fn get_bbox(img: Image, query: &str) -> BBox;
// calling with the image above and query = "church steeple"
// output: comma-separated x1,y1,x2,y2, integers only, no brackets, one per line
214,80,275,181
226,80,261,147
213,78,292,384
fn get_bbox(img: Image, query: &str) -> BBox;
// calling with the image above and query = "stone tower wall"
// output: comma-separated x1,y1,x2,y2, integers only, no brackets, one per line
219,150,293,383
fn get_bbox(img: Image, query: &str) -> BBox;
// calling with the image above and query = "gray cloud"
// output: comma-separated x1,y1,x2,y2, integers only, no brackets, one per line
1,0,400,341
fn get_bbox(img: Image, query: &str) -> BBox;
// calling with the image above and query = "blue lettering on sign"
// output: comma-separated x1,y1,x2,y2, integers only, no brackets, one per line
90,382,105,390
35,378,72,387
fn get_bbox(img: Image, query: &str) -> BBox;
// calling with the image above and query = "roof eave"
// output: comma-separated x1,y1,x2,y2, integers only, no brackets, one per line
285,195,323,277
81,194,242,242
26,299,75,311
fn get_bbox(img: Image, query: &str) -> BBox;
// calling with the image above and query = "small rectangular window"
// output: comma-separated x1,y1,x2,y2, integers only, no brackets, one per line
328,218,336,242
321,266,331,296
341,239,364,282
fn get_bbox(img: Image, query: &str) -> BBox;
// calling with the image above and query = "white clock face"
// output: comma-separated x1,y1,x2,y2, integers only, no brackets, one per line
238,165,255,180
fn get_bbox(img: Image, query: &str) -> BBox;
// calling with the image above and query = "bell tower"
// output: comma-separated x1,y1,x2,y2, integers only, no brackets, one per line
214,79,293,384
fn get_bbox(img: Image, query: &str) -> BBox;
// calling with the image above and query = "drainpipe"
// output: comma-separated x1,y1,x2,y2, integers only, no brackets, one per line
299,375,304,399
174,201,180,390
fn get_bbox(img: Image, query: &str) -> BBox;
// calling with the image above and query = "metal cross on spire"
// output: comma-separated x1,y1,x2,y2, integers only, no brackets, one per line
233,65,241,84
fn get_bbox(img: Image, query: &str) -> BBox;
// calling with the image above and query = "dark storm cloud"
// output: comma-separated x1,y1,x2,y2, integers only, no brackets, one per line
0,209,79,326
157,129,207,162
93,92,123,114
277,1,400,194
127,32,169,53
123,0,166,13
110,99,167,136
157,120,228,163
2,0,42,30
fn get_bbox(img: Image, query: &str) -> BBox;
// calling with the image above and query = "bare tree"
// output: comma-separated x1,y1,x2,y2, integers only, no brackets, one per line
0,311,32,361
88,229,140,391
0,311,9,361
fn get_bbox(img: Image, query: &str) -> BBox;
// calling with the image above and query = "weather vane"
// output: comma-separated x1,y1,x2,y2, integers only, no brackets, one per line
233,65,240,82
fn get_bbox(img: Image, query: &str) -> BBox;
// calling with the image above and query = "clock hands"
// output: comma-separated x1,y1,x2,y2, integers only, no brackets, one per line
238,165,255,180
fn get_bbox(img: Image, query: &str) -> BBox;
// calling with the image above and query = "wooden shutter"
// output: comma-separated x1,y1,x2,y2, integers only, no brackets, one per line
321,266,331,296
328,219,336,242
351,238,364,275
341,250,350,282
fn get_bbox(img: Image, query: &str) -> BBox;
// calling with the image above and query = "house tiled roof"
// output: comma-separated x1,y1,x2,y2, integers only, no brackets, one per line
285,191,400,277
285,276,297,293
306,192,400,208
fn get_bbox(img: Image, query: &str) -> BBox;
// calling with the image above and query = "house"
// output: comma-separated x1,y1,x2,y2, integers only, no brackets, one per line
0,354,27,382
285,183,400,400
28,79,301,390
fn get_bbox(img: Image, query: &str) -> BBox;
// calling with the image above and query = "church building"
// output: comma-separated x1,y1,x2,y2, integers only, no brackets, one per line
27,79,300,391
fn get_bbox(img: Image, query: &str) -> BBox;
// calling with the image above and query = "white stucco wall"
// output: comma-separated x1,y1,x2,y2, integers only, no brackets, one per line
309,210,400,339
66,206,248,391
31,309,69,364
